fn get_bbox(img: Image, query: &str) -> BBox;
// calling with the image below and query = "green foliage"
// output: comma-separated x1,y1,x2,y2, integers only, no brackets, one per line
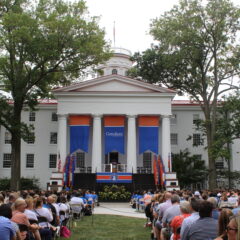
0,0,111,189
212,93,240,159
0,177,40,190
98,185,131,201
172,150,208,188
216,169,240,188
129,0,240,189
0,178,10,190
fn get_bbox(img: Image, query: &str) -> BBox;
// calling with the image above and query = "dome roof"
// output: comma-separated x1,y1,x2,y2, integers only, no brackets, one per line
111,47,132,57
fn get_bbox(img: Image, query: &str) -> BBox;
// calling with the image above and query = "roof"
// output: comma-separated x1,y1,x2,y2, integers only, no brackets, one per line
53,74,176,94
35,99,202,106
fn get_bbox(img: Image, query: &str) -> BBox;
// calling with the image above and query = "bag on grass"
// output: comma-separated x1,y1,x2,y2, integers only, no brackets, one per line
60,226,71,238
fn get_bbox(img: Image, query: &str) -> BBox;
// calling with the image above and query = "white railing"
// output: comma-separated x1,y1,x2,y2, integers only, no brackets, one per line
102,164,127,173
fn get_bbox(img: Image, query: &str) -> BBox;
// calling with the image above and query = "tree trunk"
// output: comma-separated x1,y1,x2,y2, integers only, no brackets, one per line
206,122,217,190
10,131,21,190
10,104,22,190
227,142,231,188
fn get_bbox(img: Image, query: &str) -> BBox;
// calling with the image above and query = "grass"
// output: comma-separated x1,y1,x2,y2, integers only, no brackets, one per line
60,214,151,240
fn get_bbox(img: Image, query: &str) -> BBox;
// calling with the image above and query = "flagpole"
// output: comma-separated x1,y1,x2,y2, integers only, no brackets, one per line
113,21,116,47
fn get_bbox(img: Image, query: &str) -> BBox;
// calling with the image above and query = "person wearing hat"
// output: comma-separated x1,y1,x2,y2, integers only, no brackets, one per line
194,191,201,199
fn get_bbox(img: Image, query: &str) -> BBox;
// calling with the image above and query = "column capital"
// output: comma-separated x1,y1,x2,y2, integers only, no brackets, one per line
92,114,103,118
57,114,68,119
127,114,137,119
161,115,172,119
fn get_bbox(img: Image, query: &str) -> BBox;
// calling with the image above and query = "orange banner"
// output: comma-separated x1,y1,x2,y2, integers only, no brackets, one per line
138,116,159,126
69,115,91,125
104,116,125,126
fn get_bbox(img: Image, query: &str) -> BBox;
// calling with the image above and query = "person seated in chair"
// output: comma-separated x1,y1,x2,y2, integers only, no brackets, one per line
58,196,70,226
0,204,17,240
34,197,60,238
11,198,41,240
69,192,84,219
46,195,59,227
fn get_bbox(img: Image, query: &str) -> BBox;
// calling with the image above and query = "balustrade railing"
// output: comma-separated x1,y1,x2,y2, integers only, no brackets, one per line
102,164,127,173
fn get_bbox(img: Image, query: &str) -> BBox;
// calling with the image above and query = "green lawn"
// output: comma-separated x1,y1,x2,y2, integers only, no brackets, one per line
61,214,151,240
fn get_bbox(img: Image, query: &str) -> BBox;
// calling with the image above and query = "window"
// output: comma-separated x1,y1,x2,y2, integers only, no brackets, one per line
193,133,203,146
3,153,11,168
194,154,202,161
5,131,11,144
171,133,178,145
143,152,152,169
26,132,35,144
51,112,58,122
26,154,34,168
193,114,200,124
49,154,57,168
112,69,118,75
50,132,57,144
170,114,177,125
216,160,224,169
76,152,85,168
29,112,36,122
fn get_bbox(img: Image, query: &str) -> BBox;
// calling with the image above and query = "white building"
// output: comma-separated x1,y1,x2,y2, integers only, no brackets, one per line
0,47,237,189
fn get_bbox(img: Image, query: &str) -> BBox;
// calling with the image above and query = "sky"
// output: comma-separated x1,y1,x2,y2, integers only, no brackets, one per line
85,0,240,55
85,0,179,54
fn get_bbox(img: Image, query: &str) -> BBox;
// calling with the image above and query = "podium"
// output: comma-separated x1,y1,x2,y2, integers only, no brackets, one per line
112,162,117,173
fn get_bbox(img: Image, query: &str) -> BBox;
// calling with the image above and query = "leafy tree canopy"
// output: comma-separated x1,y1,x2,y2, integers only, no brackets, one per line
128,0,240,189
172,150,208,189
0,0,111,189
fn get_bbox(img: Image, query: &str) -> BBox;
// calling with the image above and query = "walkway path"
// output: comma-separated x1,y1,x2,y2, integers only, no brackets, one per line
93,202,146,219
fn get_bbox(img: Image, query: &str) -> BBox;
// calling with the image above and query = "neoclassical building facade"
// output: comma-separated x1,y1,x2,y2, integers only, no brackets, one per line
0,47,238,189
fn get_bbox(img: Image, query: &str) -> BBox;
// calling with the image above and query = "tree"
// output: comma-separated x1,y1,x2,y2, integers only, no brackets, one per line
172,150,208,189
212,93,240,187
129,0,240,189
0,0,111,190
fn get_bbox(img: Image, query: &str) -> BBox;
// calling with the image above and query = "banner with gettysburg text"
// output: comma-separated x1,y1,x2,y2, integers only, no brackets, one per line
139,116,159,155
69,115,90,154
104,116,125,154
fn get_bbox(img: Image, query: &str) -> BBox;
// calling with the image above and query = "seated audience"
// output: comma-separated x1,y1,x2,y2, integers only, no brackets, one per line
0,204,16,240
226,215,240,240
170,201,191,240
215,208,233,240
188,200,218,240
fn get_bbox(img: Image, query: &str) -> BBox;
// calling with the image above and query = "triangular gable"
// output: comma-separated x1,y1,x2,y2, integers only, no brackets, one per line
53,74,176,94
74,80,154,92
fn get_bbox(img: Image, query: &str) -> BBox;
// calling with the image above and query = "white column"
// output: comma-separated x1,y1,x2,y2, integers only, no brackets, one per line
162,115,171,172
127,115,137,173
92,114,102,173
57,114,68,169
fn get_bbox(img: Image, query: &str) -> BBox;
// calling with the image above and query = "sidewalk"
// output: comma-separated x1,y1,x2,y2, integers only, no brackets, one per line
93,202,146,219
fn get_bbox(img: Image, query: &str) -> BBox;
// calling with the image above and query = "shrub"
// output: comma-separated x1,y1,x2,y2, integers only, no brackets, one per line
99,185,131,201
0,177,40,191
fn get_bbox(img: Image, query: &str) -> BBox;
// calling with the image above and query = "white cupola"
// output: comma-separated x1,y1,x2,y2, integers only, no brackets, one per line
97,47,133,77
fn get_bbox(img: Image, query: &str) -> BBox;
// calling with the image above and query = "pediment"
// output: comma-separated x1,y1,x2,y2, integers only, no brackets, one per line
73,79,153,92
53,74,176,94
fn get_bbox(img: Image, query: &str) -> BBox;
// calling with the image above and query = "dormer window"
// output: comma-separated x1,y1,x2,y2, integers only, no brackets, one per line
112,69,118,75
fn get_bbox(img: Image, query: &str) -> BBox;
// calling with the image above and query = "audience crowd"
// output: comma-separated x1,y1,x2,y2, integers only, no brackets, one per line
0,189,97,240
2,188,240,240
131,189,240,240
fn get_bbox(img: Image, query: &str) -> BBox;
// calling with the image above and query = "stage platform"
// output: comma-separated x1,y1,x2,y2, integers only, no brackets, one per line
73,173,156,192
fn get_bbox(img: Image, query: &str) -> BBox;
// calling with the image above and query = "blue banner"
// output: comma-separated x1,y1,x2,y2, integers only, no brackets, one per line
104,127,124,154
139,127,159,154
70,126,89,154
